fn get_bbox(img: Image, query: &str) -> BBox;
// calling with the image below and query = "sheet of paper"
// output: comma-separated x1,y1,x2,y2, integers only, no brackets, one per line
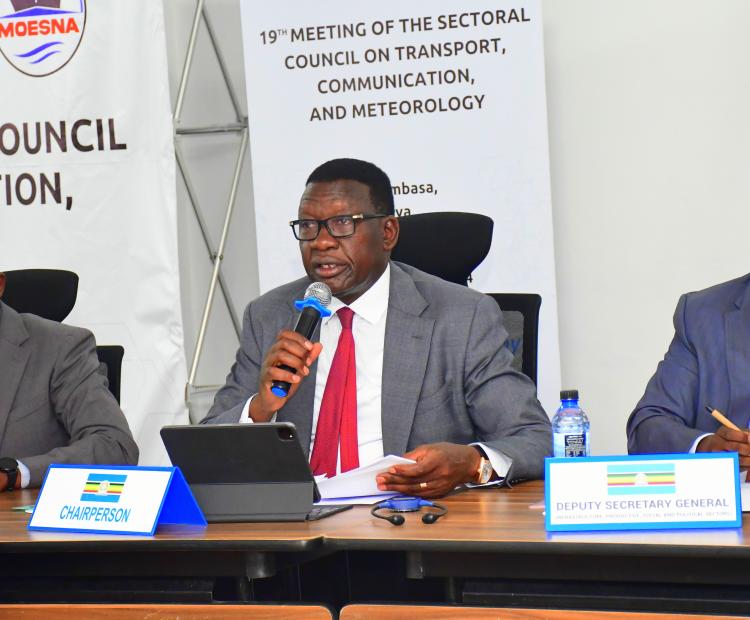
316,455,415,500
315,494,399,506
741,483,750,512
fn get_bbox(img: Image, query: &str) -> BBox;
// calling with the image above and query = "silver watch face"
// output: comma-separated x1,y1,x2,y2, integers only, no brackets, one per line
479,460,492,483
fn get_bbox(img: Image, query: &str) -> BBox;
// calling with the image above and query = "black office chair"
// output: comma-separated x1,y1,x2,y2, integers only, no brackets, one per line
2,269,124,401
3,269,78,322
488,293,541,385
391,212,494,285
95,345,125,404
391,213,540,384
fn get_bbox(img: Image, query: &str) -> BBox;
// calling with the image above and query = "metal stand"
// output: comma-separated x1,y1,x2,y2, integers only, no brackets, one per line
172,0,248,419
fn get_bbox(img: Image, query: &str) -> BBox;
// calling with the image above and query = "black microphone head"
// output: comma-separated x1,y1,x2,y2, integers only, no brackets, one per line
388,514,405,526
422,513,439,524
304,282,332,308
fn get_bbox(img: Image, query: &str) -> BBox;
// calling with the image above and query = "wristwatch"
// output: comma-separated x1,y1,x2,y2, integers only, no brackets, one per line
475,456,493,484
0,458,18,492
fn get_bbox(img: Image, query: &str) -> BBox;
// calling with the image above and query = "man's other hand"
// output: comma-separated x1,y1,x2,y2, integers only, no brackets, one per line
375,442,482,499
697,426,750,469
251,330,322,422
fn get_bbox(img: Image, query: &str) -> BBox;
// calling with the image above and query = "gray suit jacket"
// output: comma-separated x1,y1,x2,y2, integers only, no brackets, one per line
0,302,139,486
628,273,750,453
203,262,551,482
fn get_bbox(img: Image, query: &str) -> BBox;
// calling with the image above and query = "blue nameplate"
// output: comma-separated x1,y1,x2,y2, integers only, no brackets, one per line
28,465,207,535
545,453,741,532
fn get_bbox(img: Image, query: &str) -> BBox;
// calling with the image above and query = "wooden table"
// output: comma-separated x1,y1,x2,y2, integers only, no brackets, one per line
325,482,750,613
2,482,750,612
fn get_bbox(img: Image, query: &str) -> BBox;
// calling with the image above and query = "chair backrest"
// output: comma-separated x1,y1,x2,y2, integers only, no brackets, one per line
340,604,735,620
2,269,124,403
487,293,541,385
95,345,125,404
389,214,538,381
2,269,78,322
0,603,333,619
390,212,493,286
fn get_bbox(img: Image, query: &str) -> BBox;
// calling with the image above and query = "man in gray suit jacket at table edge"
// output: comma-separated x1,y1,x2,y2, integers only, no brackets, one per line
0,272,139,490
627,272,750,467
202,158,551,498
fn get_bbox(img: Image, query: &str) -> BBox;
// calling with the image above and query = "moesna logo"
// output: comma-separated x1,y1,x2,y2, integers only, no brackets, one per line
0,0,86,77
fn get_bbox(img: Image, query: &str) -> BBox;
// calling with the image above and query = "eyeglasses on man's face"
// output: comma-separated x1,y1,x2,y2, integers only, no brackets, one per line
289,213,387,241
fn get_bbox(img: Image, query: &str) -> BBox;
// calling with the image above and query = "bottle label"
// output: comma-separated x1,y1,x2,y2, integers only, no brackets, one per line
554,432,589,458
564,433,586,457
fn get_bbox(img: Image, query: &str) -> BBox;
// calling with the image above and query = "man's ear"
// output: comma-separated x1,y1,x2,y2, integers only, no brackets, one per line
0,273,5,299
382,216,399,252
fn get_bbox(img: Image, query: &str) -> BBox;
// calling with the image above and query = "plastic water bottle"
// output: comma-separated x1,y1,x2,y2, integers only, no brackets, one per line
552,389,590,457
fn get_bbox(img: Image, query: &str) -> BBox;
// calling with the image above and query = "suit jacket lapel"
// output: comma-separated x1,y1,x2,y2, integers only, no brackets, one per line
277,281,318,457
0,303,30,443
725,280,750,425
381,264,434,456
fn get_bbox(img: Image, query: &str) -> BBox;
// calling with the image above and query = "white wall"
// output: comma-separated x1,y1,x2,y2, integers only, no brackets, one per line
544,0,750,454
164,0,750,455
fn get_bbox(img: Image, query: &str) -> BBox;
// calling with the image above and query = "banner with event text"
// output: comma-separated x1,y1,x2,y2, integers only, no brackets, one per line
0,0,187,464
241,0,561,414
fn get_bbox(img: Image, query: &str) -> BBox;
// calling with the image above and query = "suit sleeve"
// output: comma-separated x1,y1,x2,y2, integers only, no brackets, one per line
464,295,552,482
627,294,703,453
21,329,139,486
201,302,263,424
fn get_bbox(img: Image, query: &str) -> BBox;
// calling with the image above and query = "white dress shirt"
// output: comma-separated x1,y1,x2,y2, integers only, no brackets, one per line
689,434,711,453
17,461,29,488
309,264,390,472
244,264,512,479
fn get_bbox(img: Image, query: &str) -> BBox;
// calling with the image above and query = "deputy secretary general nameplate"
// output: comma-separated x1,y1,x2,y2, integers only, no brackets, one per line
545,453,741,531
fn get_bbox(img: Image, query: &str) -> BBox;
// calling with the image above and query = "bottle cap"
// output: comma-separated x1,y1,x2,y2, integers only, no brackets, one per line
560,389,579,400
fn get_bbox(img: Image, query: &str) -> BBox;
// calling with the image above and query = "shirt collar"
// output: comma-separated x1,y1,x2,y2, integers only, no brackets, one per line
325,263,391,325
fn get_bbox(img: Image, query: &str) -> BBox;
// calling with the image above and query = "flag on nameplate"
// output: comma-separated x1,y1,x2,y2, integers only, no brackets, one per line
81,473,127,503
607,463,676,495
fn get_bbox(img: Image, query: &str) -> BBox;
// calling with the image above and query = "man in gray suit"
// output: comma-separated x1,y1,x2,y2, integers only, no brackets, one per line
628,273,750,465
203,158,551,497
0,271,139,489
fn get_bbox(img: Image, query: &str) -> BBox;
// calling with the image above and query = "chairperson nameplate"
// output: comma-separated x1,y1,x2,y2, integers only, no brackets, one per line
28,465,206,535
545,453,741,532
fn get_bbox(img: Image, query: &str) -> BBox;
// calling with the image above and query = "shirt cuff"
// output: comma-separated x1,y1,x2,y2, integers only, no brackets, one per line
17,460,30,489
689,433,712,453
239,394,277,423
239,395,256,423
467,443,512,486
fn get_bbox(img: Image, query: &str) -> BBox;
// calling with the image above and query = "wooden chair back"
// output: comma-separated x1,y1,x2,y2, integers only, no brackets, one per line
0,603,332,620
340,604,741,620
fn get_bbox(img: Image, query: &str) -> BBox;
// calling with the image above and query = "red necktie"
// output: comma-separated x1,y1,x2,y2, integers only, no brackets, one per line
310,307,359,478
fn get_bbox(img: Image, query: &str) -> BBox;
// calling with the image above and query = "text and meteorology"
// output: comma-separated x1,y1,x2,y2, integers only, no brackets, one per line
284,39,503,70
286,9,531,42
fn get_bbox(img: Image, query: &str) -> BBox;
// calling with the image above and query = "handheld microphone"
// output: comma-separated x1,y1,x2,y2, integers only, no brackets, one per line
270,282,332,398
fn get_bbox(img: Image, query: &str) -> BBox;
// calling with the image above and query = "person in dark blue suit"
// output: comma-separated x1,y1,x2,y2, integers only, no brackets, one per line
627,273,750,466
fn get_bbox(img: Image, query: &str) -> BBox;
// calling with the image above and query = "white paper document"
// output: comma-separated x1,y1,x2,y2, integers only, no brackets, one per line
315,455,415,505
741,483,750,512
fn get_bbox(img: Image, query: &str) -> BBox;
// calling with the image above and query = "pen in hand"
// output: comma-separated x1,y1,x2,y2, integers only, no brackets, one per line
706,405,742,432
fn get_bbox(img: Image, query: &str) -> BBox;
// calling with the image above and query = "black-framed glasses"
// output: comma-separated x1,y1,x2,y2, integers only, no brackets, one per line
289,213,387,241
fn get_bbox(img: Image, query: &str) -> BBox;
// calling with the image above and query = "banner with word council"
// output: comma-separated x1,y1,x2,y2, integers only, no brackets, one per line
0,1,187,464
241,0,561,414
